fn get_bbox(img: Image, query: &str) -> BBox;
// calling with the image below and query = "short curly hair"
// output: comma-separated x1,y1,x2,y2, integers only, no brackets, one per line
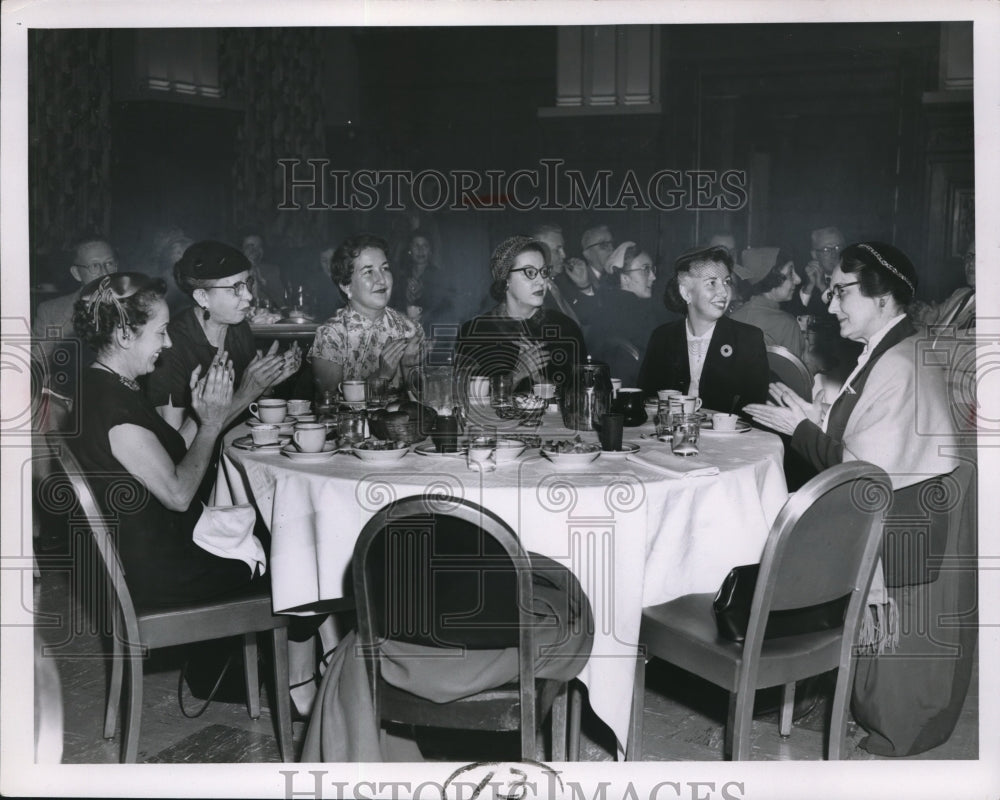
329,234,390,298
663,245,733,313
72,272,167,353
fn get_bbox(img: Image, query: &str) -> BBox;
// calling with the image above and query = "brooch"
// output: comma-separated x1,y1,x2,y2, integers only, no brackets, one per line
720,344,733,358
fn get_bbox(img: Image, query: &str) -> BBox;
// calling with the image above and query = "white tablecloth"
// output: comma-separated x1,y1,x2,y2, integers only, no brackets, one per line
219,421,787,752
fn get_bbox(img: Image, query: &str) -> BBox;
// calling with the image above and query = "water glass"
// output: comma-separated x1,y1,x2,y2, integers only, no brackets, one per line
655,400,674,437
490,374,513,409
365,376,390,409
671,413,701,457
337,410,367,446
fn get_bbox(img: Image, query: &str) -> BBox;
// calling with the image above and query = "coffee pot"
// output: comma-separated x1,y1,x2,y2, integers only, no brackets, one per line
559,355,613,431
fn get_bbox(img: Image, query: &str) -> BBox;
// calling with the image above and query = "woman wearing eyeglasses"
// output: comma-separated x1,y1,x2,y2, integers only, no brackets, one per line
637,246,769,413
743,242,957,483
147,240,300,442
455,235,587,395
744,243,969,758
591,242,675,385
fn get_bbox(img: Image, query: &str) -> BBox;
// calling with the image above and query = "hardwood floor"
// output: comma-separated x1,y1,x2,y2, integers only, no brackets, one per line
34,560,978,765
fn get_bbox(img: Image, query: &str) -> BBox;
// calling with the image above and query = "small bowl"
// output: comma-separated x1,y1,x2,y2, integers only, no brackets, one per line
351,444,409,462
494,438,527,464
540,443,601,469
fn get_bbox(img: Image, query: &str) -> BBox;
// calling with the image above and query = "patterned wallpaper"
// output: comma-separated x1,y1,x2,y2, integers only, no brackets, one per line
29,29,113,254
221,28,328,249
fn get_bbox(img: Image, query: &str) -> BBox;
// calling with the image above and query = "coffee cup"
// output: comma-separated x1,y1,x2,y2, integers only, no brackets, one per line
657,389,682,402
293,422,327,453
532,382,556,401
287,398,311,416
469,375,490,402
250,424,280,445
679,395,703,414
249,398,287,423
340,380,366,403
712,412,740,432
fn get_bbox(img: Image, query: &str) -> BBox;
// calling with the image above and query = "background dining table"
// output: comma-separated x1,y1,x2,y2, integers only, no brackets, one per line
216,405,789,754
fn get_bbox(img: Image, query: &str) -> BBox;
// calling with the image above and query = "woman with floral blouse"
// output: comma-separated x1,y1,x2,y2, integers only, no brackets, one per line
308,234,424,396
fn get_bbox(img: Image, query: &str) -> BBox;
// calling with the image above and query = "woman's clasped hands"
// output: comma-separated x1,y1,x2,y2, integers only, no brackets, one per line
743,381,823,436
189,354,235,429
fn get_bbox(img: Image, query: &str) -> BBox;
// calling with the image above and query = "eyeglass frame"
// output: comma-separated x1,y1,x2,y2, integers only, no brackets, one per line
815,245,842,255
583,240,614,251
202,277,256,297
622,264,656,276
822,280,859,305
73,259,118,273
508,266,552,281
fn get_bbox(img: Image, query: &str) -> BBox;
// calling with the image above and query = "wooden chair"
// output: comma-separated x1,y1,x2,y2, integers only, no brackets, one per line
766,345,812,400
353,495,572,760
630,461,891,760
45,436,294,763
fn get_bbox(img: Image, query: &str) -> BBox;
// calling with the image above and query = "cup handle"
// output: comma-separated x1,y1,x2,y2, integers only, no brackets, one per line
292,430,303,449
249,402,259,419
694,398,703,411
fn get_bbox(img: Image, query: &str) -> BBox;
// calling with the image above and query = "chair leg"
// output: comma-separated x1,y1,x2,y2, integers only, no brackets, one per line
121,645,143,763
271,627,294,763
550,683,567,761
626,654,644,761
104,612,123,739
243,633,260,719
727,689,755,760
828,666,852,760
568,681,582,761
779,681,795,738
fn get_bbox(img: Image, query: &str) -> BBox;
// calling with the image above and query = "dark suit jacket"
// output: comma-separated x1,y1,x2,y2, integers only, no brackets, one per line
637,315,769,412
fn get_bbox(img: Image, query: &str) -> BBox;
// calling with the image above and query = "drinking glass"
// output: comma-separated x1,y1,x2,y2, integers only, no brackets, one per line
671,413,701,457
655,400,674,437
365,376,389,409
490,374,513,409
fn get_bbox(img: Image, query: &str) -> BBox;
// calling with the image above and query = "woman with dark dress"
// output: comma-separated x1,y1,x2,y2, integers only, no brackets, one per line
455,235,587,397
70,273,258,608
146,240,300,440
638,245,768,412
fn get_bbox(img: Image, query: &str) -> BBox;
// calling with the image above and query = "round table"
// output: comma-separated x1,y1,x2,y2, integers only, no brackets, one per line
219,417,788,752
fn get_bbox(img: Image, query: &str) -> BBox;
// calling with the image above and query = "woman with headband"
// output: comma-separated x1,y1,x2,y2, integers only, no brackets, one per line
743,242,957,484
454,235,587,395
744,242,970,758
69,273,259,608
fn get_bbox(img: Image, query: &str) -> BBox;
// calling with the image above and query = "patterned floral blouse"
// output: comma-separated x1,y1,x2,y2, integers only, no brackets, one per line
308,305,423,387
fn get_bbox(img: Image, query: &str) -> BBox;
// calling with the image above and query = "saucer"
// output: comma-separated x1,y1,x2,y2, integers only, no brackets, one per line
599,442,640,457
280,442,338,461
232,434,291,450
413,442,468,457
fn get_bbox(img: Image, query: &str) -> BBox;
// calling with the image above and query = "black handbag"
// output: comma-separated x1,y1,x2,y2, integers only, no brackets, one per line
713,564,851,643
